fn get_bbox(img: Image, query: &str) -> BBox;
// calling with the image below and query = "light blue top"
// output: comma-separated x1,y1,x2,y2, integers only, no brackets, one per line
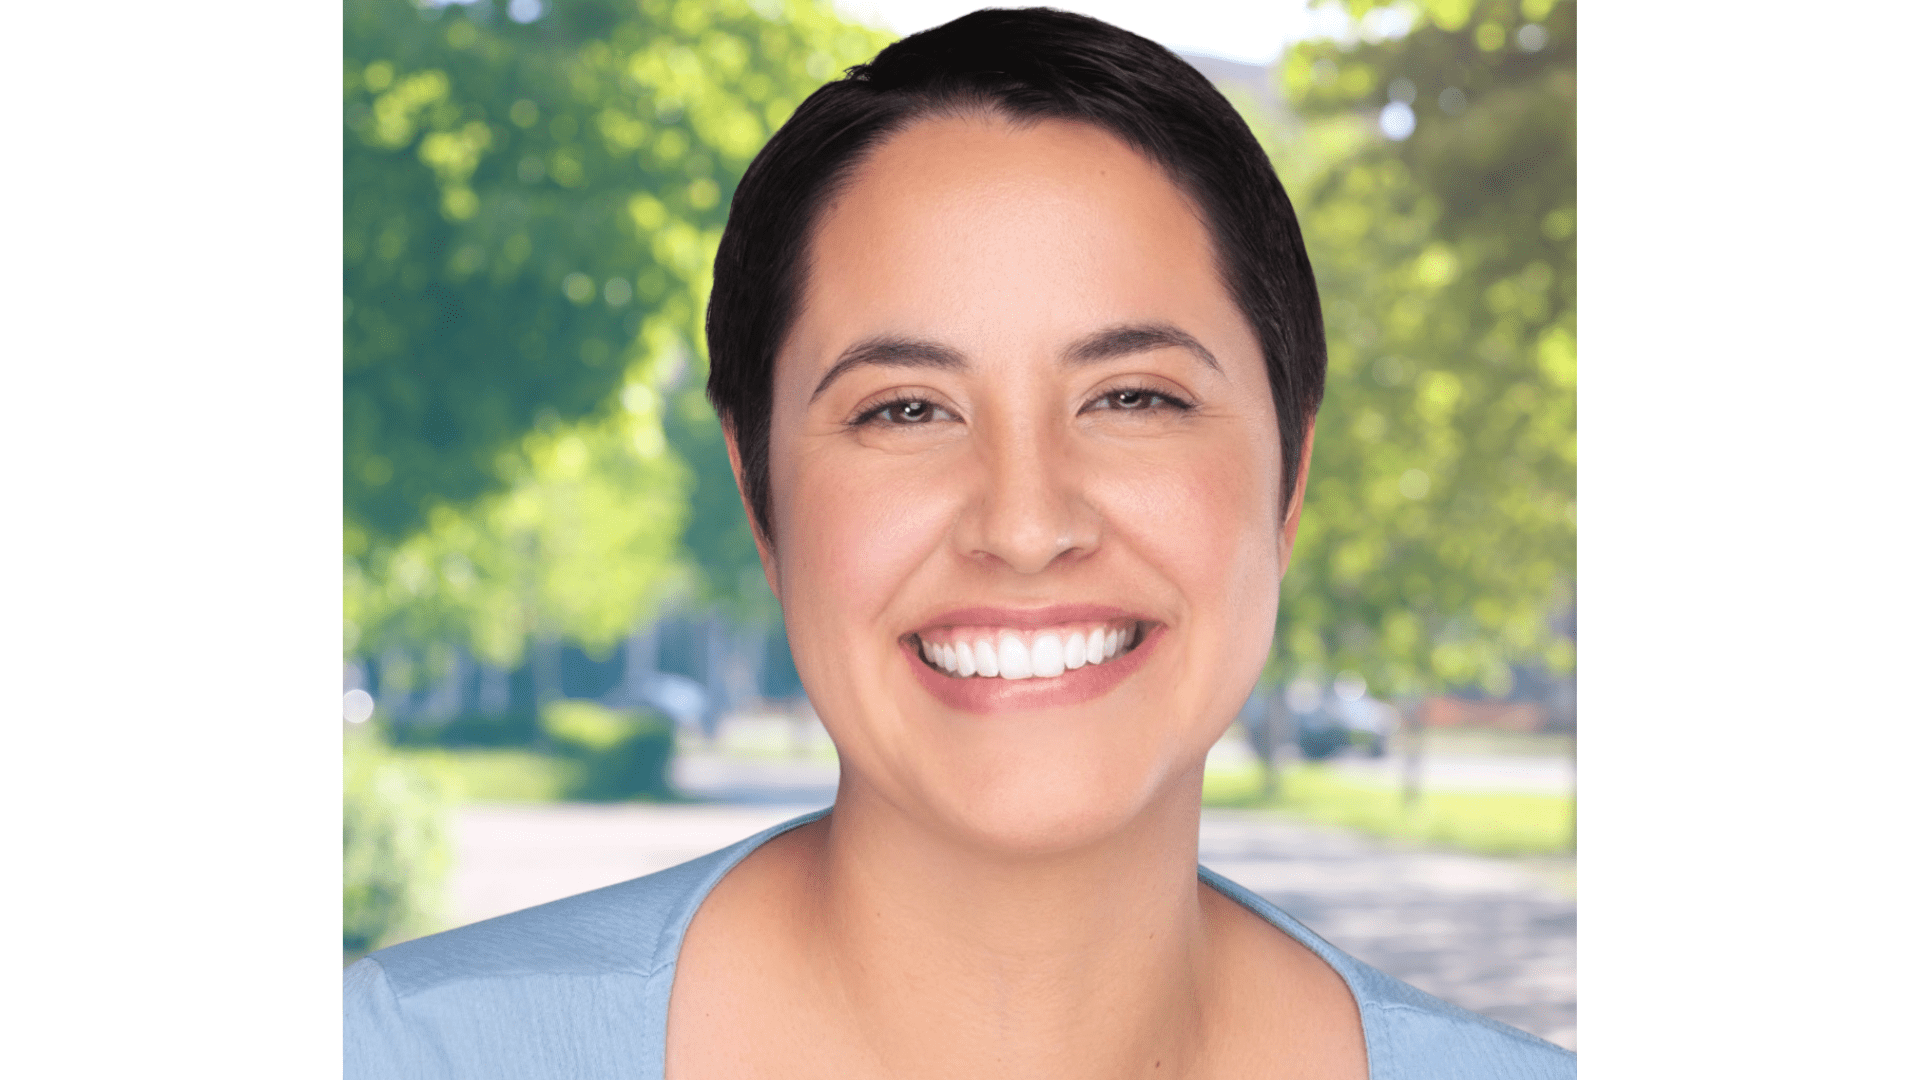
346,809,1574,1079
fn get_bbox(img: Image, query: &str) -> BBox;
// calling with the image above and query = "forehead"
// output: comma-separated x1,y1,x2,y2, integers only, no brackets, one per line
783,114,1245,380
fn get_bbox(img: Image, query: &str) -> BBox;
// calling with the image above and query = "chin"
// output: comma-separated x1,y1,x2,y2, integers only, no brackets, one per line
892,734,1207,859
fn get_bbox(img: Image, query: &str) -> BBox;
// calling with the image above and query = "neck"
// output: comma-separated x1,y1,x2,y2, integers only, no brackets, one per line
795,770,1221,1079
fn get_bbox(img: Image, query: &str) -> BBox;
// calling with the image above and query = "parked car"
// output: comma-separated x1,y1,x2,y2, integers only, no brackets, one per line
635,672,709,732
1286,675,1397,760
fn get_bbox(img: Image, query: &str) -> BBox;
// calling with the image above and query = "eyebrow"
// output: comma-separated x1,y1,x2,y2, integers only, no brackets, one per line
1065,323,1222,373
810,337,967,402
809,322,1220,402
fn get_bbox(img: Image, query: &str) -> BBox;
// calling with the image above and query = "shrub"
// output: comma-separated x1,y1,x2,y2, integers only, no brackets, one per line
384,708,541,749
344,734,452,956
384,747,581,803
540,700,677,802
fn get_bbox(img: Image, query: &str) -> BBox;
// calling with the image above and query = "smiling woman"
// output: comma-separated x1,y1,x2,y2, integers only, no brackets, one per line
345,9,1574,1079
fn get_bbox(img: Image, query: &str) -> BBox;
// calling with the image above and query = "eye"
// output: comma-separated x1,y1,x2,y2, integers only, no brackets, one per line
853,397,955,426
1085,386,1193,413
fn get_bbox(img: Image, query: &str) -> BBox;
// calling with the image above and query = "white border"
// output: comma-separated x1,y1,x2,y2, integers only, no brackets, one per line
2,1,341,1074
1581,1,1916,1072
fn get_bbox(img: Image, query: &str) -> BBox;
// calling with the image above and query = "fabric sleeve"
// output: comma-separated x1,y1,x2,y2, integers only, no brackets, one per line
1367,1002,1575,1080
345,957,448,1080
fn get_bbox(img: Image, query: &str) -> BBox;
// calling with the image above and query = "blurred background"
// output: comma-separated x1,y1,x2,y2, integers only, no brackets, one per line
343,0,1575,1049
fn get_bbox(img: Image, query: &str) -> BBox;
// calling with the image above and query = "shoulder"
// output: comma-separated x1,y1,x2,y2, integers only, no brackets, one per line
342,857,715,1079
1201,867,1575,1080
1344,963,1576,1079
344,811,827,1079
367,847,724,994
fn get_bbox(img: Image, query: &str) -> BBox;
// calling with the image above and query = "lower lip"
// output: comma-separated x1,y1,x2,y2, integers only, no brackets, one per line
903,624,1164,714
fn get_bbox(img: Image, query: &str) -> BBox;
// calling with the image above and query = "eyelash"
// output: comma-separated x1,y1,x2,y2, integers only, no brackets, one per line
850,396,951,427
848,385,1195,428
1086,384,1195,414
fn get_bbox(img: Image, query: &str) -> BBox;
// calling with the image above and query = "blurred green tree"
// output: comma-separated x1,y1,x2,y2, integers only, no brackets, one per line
344,732,451,954
1264,0,1576,697
344,0,890,662
345,400,688,681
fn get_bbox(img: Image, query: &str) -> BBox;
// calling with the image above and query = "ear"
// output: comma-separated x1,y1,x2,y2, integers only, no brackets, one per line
721,421,781,601
1277,419,1316,580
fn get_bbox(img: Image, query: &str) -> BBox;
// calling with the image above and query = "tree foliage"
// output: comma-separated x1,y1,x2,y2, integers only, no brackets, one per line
344,398,688,665
1266,0,1576,696
344,0,889,660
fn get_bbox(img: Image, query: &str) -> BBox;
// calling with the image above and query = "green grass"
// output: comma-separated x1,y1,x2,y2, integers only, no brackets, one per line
385,747,582,803
1409,727,1575,759
1203,763,1576,857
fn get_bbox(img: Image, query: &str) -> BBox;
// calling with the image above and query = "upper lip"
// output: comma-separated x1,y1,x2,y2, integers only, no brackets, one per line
907,604,1150,635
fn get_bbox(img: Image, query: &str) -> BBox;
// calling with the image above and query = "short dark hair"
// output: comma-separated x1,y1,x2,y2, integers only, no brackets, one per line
707,6,1325,545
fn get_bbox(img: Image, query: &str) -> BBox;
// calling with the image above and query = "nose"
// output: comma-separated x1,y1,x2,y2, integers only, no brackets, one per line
953,419,1102,574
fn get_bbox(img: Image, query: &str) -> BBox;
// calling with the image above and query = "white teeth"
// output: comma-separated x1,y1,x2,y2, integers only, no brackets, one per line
1064,632,1087,670
973,638,999,677
1031,634,1065,678
997,634,1034,679
921,623,1137,680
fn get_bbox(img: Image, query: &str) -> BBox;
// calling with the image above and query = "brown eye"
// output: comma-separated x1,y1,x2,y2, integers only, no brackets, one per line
1087,386,1191,413
853,397,956,427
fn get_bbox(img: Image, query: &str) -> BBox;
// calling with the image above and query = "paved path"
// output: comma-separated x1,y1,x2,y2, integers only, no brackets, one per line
1198,811,1574,1049
449,749,1574,1050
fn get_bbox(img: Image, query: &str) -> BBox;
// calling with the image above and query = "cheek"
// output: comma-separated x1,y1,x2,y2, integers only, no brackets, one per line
772,442,958,633
1092,430,1283,635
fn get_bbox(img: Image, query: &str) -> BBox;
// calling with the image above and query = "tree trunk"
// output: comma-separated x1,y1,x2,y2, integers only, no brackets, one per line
1260,694,1294,801
701,615,727,744
1401,697,1426,810
620,622,660,706
476,662,510,714
531,635,563,705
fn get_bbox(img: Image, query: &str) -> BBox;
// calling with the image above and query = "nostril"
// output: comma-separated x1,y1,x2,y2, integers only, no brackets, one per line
957,468,1103,574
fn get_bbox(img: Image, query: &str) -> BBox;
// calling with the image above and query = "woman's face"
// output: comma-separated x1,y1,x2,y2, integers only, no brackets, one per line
747,115,1307,852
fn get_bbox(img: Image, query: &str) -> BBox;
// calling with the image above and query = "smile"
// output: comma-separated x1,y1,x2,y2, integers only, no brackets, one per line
901,606,1164,714
911,620,1146,681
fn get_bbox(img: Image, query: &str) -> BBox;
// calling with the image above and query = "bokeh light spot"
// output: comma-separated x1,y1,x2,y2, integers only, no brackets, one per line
1379,102,1416,141
344,689,376,724
1334,671,1368,702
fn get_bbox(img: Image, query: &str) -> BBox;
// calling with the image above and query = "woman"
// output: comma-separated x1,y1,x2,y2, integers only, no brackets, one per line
346,9,1575,1077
